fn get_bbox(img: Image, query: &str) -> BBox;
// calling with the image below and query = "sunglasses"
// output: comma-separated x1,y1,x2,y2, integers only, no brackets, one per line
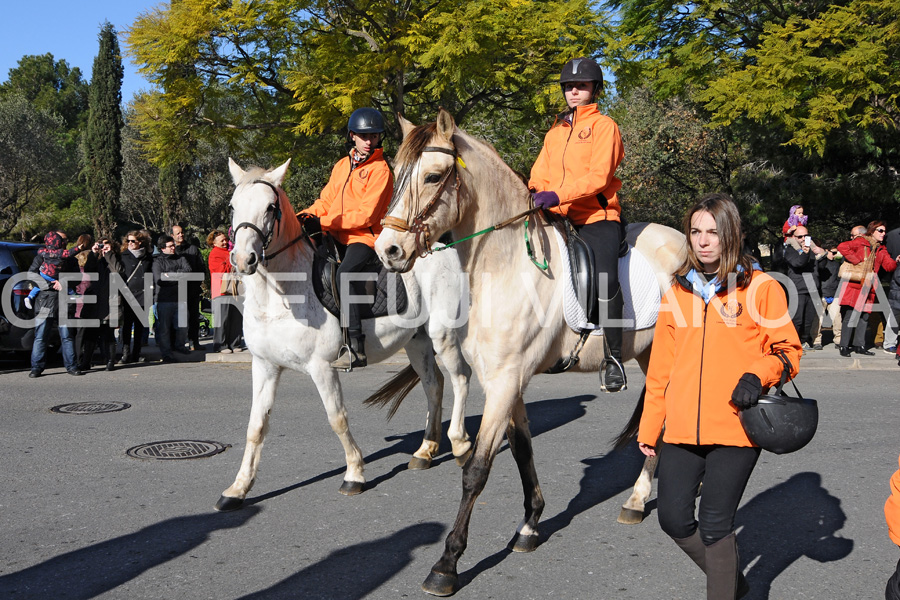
876,228,886,233
127,239,139,243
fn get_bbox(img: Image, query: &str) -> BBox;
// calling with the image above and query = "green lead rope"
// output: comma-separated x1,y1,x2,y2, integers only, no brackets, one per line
432,206,548,270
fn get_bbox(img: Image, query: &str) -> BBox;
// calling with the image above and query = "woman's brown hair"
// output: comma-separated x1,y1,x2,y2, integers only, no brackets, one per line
867,220,887,237
206,230,225,248
677,193,756,288
120,230,149,253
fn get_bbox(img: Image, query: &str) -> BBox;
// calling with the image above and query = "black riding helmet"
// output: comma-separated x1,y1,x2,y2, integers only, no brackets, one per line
559,57,604,98
347,107,385,147
739,394,818,454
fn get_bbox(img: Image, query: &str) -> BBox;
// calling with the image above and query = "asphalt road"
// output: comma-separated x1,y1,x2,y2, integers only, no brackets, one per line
0,349,897,599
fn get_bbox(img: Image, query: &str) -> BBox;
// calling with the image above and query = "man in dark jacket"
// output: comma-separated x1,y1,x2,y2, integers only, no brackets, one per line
784,225,824,350
171,225,205,351
153,235,192,362
882,226,900,355
29,230,81,377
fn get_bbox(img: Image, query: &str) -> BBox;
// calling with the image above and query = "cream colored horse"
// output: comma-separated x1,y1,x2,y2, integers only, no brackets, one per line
374,110,686,595
216,158,472,512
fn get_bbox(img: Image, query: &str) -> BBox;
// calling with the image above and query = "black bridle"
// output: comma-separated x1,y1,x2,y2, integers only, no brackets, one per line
232,179,305,264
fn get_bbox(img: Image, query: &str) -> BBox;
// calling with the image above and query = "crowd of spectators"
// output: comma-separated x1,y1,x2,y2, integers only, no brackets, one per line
26,225,244,377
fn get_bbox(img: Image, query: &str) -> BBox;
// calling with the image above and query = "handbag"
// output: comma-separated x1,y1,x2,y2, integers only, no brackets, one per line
219,270,244,296
838,241,879,283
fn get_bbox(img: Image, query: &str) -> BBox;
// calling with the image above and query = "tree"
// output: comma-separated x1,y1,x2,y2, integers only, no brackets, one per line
83,22,124,239
125,0,605,167
0,53,90,131
0,94,68,237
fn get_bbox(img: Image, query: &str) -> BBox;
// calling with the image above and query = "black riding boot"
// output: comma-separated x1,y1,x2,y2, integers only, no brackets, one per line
331,333,367,371
673,531,749,599
600,286,626,392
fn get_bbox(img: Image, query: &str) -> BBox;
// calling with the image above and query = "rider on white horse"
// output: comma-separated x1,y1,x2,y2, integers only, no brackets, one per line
529,57,628,392
297,107,393,370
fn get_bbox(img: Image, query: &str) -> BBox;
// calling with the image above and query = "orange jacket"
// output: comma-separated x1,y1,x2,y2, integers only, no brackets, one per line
300,148,393,248
638,269,802,447
887,455,900,546
528,103,624,225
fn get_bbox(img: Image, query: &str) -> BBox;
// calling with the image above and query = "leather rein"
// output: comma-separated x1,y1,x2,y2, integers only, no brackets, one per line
381,146,460,258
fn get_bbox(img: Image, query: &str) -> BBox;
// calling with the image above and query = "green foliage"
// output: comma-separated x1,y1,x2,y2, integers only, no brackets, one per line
0,94,69,237
83,22,125,239
0,53,89,131
125,0,605,168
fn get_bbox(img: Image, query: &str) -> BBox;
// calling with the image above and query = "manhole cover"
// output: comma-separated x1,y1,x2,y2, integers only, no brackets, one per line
126,440,230,460
51,401,131,415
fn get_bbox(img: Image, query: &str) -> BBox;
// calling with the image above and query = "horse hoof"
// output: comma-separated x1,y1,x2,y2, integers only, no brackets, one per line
339,480,365,496
215,495,244,512
509,533,540,553
454,449,472,467
408,456,432,470
617,507,645,525
422,570,459,596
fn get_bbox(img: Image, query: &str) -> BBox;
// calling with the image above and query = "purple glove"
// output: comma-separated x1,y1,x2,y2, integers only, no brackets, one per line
533,191,560,210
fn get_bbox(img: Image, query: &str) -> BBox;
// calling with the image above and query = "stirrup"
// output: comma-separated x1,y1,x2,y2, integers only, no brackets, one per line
330,343,366,372
599,355,627,393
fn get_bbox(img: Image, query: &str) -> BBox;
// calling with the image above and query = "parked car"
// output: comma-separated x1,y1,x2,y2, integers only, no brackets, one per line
0,241,44,353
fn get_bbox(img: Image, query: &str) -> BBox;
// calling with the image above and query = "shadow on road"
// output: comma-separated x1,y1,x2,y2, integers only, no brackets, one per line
0,507,261,599
236,522,445,600
737,471,853,599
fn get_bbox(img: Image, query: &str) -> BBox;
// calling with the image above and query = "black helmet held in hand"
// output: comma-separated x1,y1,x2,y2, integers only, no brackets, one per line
347,107,385,136
559,57,604,95
739,394,818,454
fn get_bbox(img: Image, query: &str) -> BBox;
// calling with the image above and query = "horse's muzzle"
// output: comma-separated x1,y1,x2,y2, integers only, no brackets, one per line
231,249,259,275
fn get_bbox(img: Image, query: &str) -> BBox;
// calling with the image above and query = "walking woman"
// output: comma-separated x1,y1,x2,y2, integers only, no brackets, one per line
836,221,897,356
887,453,900,600
528,57,628,392
637,193,801,599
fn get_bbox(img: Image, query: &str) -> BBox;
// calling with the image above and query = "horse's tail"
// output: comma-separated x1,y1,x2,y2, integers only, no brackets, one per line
612,385,646,451
363,365,421,420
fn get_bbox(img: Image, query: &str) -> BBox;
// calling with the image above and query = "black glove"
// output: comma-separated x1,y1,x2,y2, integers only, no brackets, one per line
299,214,321,238
731,373,762,409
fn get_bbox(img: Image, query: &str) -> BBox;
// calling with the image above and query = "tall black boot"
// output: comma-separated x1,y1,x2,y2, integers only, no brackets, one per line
600,286,627,392
673,532,749,598
705,532,747,600
331,333,367,371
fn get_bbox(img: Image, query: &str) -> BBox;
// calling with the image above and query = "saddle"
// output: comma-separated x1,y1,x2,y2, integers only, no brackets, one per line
310,235,408,320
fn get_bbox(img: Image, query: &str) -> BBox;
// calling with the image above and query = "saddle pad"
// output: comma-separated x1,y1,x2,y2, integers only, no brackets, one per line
553,226,661,334
312,253,408,320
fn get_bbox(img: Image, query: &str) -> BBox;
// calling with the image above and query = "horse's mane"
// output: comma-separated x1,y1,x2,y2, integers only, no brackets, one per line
395,123,439,167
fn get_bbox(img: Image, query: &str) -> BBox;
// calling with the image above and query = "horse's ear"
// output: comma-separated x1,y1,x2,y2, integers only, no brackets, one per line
228,157,245,185
267,158,291,186
436,109,456,142
398,114,416,139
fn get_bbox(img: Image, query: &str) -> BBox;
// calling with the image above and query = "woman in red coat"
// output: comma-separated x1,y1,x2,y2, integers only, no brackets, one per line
208,229,244,353
836,221,898,356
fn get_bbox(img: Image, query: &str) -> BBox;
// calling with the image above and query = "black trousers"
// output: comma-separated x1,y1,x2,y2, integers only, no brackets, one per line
657,443,761,545
121,304,147,358
887,557,900,600
575,220,623,302
213,295,244,350
336,242,377,336
791,293,818,344
186,285,201,344
839,305,869,348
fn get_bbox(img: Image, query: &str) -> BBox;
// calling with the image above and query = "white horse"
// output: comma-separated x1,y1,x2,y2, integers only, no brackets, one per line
215,158,472,512
374,110,686,595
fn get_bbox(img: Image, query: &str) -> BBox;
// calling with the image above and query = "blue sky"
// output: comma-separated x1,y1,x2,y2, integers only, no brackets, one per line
1,0,157,103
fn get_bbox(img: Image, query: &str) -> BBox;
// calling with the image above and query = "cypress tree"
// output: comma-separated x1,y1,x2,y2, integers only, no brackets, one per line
84,22,123,239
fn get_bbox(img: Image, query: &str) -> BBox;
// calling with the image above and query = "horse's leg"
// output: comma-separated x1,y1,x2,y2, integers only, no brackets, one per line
505,396,545,552
216,358,282,511
618,346,657,524
308,359,366,495
430,329,472,466
404,333,445,470
422,383,518,596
